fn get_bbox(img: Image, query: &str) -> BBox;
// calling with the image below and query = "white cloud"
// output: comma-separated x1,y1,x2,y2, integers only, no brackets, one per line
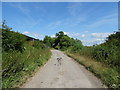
22,31,43,39
51,35,55,38
10,3,31,17
85,13,117,28
91,33,112,38
22,31,30,34
82,38,105,46
72,33,80,37
34,33,42,37
81,34,85,38
10,3,42,29
46,21,62,30
63,32,85,38
81,32,113,46
48,31,109,46
71,33,85,38
64,32,70,35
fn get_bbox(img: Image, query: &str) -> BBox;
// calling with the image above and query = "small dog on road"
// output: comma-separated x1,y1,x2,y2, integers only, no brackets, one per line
57,57,62,62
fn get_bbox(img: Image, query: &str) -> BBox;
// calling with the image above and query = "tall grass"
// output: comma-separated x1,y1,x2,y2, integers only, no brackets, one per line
2,44,51,88
2,24,52,88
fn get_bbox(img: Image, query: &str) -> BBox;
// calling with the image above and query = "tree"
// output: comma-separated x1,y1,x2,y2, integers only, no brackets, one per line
59,35,72,50
52,31,83,51
43,36,54,47
53,31,65,48
71,39,83,52
2,21,26,52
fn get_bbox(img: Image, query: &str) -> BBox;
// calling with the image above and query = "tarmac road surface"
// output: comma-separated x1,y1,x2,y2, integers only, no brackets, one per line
22,50,105,88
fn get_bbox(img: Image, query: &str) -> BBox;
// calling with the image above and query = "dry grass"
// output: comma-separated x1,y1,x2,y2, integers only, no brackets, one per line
66,52,120,89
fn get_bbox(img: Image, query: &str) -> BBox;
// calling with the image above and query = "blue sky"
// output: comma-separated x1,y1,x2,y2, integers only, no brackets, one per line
2,2,118,46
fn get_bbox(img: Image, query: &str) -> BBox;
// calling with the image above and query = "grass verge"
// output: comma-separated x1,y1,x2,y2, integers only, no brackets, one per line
2,47,51,88
65,52,120,89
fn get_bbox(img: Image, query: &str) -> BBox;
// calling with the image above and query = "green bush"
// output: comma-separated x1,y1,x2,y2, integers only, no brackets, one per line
2,28,26,52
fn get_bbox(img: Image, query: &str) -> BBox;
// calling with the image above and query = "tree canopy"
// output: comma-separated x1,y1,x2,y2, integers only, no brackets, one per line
43,31,83,51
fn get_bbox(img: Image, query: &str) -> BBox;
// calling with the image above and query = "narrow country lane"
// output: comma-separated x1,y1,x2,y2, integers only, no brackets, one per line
22,50,105,88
